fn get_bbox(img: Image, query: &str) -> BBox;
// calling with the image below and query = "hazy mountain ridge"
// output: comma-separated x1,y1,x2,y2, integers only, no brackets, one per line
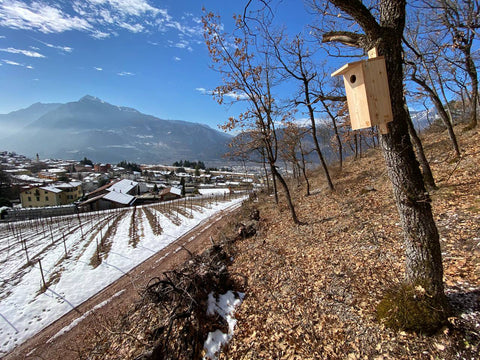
0,102,62,138
0,96,231,164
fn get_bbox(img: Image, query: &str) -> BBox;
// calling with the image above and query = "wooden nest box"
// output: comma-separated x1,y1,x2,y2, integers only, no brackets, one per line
331,49,393,134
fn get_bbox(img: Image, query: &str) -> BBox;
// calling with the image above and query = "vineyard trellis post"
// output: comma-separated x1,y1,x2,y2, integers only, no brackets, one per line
63,233,68,258
48,217,54,244
38,259,46,289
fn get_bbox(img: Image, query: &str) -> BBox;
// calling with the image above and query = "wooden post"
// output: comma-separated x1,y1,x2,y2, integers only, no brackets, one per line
48,219,54,244
38,259,46,289
96,238,100,261
24,240,30,264
63,234,68,258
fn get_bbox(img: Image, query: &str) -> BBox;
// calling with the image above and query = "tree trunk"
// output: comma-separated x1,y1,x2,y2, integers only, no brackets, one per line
379,37,445,304
410,76,461,157
405,106,437,190
307,104,335,190
320,97,343,170
271,164,300,224
272,167,278,204
465,48,478,129
262,153,271,193
327,0,446,309
299,145,311,196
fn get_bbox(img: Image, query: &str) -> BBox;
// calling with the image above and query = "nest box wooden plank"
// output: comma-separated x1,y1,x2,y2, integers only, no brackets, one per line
332,56,393,133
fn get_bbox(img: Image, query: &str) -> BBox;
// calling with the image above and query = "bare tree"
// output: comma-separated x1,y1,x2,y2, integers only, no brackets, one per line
314,83,346,169
203,11,301,224
435,0,479,129
315,0,448,329
279,121,313,195
403,21,461,157
271,34,335,190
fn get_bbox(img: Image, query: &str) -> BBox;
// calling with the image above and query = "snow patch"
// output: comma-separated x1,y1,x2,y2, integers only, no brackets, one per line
203,291,244,359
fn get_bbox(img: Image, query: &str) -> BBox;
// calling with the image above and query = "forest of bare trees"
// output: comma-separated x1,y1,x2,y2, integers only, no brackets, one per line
203,0,479,334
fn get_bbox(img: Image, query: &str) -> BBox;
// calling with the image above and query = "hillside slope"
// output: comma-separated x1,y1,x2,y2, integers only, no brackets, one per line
224,125,479,359
20,124,478,359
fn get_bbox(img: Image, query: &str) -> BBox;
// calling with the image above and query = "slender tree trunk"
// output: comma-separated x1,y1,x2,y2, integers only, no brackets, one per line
465,50,478,129
320,97,343,170
410,76,461,157
405,106,437,190
262,153,270,193
307,104,335,190
272,168,278,204
271,164,300,224
299,144,311,196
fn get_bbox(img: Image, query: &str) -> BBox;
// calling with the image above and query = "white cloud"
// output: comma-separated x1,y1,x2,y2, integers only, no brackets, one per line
41,41,73,53
169,39,193,52
94,66,103,71
196,87,213,95
0,35,5,38
2,58,33,68
0,0,92,33
196,88,249,101
225,91,249,100
173,56,181,61
118,21,143,33
91,29,111,39
0,47,45,57
0,0,204,46
117,71,134,76
3,59,20,65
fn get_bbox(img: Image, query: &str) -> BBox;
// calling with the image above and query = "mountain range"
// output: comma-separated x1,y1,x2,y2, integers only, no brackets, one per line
0,96,232,164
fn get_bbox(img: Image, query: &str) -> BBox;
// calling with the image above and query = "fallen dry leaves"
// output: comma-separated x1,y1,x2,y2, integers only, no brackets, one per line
222,125,480,359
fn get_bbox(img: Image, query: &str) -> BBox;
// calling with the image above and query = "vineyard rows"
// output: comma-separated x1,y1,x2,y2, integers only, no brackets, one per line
0,192,246,355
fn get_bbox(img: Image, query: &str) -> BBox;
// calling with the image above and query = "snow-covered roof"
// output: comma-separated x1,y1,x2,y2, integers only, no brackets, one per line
103,191,135,205
170,187,182,196
159,187,182,196
55,181,82,189
44,168,66,173
108,179,138,194
39,186,62,194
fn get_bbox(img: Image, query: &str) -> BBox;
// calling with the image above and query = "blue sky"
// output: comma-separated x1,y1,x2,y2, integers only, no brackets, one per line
0,0,314,129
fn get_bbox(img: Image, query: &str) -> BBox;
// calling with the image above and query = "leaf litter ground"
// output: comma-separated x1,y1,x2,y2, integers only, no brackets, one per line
222,125,480,359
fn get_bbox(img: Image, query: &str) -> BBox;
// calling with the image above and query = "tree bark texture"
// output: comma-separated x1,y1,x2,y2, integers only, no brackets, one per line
328,0,445,302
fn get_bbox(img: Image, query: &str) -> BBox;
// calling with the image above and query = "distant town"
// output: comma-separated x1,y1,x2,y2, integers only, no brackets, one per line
0,151,261,221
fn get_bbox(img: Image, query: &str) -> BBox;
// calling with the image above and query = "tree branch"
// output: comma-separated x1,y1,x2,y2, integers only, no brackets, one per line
322,31,366,48
328,0,381,38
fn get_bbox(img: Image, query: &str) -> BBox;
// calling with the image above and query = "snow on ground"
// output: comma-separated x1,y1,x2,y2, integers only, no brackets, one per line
198,188,230,196
204,291,245,360
0,195,246,355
